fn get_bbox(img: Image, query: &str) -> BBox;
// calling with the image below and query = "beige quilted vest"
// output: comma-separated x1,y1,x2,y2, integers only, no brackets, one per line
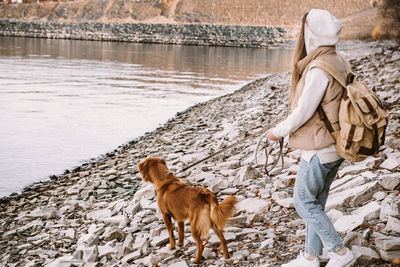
289,53,347,150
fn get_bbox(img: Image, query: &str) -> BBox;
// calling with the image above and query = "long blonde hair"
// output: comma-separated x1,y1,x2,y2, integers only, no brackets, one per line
290,12,308,106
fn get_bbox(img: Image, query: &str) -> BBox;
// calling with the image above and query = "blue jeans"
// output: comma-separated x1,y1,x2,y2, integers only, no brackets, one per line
293,154,345,256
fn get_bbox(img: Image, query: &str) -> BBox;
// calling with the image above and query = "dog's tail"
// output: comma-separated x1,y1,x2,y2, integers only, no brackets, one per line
210,196,237,230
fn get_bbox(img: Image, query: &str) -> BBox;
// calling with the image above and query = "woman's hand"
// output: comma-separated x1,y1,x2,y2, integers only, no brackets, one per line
266,129,279,141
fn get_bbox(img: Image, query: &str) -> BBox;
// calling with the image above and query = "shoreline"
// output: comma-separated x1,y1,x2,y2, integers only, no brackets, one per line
0,19,288,48
1,40,399,266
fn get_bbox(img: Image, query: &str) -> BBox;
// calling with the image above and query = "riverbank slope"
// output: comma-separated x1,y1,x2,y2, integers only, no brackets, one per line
0,0,381,39
1,40,399,266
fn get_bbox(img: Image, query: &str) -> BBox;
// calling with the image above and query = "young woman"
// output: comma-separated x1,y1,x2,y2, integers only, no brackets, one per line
266,9,355,267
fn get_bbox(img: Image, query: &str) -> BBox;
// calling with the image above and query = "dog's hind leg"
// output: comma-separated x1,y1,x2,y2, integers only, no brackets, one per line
191,227,204,264
163,214,176,249
177,221,184,246
212,224,229,259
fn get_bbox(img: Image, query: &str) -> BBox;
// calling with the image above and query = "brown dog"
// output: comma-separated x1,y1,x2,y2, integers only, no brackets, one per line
138,157,237,263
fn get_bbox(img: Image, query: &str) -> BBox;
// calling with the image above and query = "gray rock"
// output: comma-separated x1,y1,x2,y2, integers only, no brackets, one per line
133,183,155,201
380,158,400,171
379,173,400,190
343,232,368,247
375,235,400,251
104,226,125,241
86,209,112,221
383,216,400,233
116,246,132,260
326,181,381,210
83,246,98,263
86,234,100,247
236,198,269,213
351,245,380,264
168,261,189,267
259,238,274,250
334,215,364,233
373,191,387,201
121,250,141,263
327,209,343,224
378,248,400,261
142,254,161,266
380,194,400,221
351,201,381,221
235,165,256,182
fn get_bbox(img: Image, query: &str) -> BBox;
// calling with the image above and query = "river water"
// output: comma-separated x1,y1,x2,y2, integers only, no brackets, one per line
0,36,293,197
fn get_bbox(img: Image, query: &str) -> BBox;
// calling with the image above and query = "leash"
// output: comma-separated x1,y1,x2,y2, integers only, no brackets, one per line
180,125,285,176
180,126,270,173
254,133,284,176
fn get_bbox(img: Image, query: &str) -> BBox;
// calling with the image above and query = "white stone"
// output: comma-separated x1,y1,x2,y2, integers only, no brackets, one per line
121,250,141,263
83,246,98,263
64,228,75,240
380,194,400,221
351,245,380,263
338,165,369,177
150,231,170,247
98,244,116,258
202,247,216,259
330,176,365,194
375,235,400,250
86,208,112,221
327,209,343,224
326,181,380,211
168,260,189,267
101,215,129,225
361,171,378,179
351,201,381,221
334,215,364,233
379,173,400,190
125,201,141,215
271,191,288,200
380,158,400,171
234,165,256,182
373,191,387,201
29,207,57,219
142,254,161,267
133,183,155,201
378,248,400,261
236,198,269,214
274,197,294,208
384,216,400,233
220,188,239,195
259,238,274,250
132,235,149,252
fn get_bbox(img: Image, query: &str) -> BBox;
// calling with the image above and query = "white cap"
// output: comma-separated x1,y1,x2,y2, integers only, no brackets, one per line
304,9,342,54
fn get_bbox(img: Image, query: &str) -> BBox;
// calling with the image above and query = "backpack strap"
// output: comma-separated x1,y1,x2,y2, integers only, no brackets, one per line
308,59,348,88
310,57,354,135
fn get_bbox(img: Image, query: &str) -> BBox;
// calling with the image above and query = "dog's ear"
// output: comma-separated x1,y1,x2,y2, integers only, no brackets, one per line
138,159,152,182
161,158,167,166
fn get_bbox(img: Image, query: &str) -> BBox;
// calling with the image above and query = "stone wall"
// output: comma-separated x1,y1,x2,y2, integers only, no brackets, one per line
0,19,286,47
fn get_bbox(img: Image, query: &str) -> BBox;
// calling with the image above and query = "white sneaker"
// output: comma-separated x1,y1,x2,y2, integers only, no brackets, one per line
326,248,355,267
281,251,320,267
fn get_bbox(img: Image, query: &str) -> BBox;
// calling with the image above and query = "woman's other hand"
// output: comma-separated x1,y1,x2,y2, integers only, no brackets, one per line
266,129,279,141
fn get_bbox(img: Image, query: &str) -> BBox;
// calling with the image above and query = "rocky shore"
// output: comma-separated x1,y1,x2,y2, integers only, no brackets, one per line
0,19,286,47
1,40,399,267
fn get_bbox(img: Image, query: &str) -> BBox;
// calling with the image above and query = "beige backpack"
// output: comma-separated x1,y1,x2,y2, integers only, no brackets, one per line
310,57,389,162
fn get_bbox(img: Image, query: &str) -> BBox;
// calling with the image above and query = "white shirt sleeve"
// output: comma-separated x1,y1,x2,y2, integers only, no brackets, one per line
272,67,329,138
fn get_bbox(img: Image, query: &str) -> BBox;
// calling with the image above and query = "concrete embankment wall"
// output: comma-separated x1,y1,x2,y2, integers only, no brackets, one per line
0,19,286,47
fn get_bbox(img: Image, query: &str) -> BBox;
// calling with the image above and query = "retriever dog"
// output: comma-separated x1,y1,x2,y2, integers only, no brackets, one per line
138,157,237,263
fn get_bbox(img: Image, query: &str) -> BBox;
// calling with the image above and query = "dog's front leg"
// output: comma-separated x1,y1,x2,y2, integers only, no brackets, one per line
163,214,176,249
177,221,184,246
